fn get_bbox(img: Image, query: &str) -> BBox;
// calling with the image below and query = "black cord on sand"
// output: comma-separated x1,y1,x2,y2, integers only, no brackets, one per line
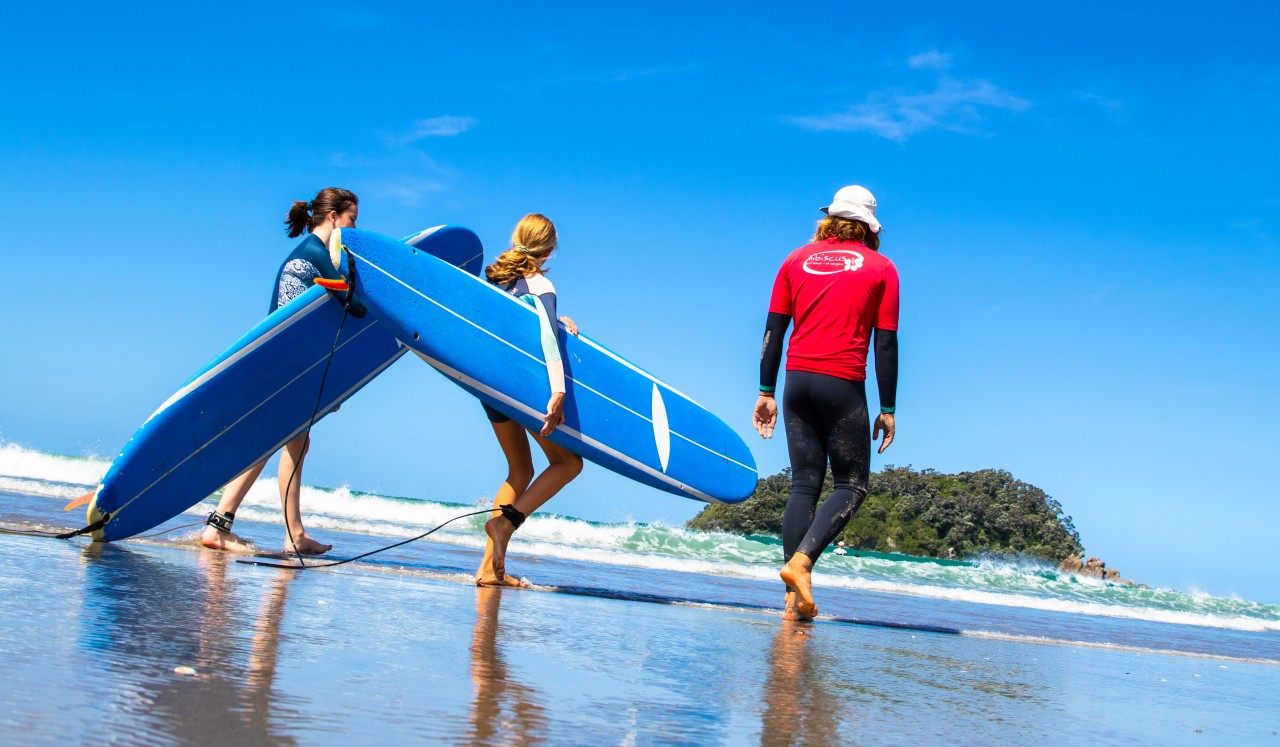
135,519,207,539
275,295,354,568
237,508,495,570
0,526,67,538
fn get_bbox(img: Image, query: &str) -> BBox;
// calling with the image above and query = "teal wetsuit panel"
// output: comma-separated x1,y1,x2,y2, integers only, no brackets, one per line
270,234,342,312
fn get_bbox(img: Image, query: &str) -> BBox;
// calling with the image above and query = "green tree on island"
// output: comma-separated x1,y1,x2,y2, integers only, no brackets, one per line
687,466,1083,562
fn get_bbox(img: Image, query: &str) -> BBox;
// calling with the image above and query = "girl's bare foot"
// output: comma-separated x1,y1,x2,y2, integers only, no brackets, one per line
200,525,254,553
780,553,818,618
475,570,528,588
484,515,518,583
285,533,332,555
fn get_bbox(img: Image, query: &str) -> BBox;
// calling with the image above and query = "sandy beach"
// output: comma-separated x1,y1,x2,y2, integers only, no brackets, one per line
3,482,1278,745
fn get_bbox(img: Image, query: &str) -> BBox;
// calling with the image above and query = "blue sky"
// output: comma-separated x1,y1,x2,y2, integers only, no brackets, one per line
2,2,1277,603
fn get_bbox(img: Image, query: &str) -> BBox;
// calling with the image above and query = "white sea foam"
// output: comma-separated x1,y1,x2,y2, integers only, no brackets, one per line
4,440,1279,633
0,442,109,487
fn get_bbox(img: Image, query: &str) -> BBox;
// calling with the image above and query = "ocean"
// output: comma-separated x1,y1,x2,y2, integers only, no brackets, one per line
2,441,1278,745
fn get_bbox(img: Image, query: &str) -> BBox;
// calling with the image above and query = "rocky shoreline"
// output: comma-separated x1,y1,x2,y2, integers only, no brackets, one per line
1059,553,1146,588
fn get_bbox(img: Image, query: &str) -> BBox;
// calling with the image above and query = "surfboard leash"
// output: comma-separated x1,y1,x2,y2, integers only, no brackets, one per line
237,508,495,570
0,512,113,540
277,254,363,566
241,249,507,570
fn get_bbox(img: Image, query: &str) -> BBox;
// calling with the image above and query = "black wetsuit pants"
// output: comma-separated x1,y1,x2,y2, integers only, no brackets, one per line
781,370,871,563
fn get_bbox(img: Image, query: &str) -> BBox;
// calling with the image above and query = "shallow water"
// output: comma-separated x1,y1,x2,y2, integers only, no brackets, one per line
3,485,1279,745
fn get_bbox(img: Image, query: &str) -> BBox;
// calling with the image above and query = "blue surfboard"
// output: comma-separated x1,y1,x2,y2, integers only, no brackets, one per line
336,228,758,504
86,226,484,541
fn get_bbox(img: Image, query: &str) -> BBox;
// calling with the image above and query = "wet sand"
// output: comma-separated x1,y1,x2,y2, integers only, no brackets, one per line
2,511,1278,745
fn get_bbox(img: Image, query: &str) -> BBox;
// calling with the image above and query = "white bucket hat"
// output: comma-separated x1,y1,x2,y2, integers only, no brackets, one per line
820,185,881,234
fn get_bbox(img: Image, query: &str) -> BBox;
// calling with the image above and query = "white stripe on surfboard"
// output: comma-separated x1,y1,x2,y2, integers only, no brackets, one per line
102,324,406,522
410,350,726,503
144,291,334,423
352,249,754,474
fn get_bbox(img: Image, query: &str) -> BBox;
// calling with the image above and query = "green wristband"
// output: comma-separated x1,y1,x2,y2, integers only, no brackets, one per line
881,406,895,414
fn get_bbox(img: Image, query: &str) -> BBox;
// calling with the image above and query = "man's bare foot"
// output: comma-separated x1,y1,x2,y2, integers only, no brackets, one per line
285,533,332,555
780,554,818,618
200,525,254,553
781,589,815,621
782,605,815,621
484,514,518,583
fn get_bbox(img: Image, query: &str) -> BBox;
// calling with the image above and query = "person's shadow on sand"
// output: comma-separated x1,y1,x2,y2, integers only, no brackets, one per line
78,543,300,745
467,586,549,745
759,621,843,746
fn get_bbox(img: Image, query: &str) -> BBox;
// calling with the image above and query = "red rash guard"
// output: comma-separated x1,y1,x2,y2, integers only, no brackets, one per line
768,238,900,382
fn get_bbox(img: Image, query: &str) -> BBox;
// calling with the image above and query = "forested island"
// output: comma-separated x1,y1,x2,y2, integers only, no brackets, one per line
687,466,1086,564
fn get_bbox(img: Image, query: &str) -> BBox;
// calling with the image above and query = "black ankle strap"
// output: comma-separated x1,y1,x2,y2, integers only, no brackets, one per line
500,504,526,530
206,510,236,532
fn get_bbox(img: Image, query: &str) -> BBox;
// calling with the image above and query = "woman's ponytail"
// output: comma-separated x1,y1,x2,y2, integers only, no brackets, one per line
285,200,311,238
284,188,358,237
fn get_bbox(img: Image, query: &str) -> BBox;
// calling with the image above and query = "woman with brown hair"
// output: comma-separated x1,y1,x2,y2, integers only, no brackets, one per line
753,185,900,620
200,187,359,556
475,213,583,587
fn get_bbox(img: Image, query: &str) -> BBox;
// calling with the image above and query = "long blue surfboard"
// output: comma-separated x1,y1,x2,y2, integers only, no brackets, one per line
86,226,484,541
336,227,758,504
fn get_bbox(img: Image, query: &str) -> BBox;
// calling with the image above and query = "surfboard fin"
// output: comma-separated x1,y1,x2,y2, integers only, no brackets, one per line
64,491,95,511
314,277,349,292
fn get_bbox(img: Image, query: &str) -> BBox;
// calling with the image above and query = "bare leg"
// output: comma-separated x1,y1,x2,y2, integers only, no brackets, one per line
201,460,266,552
278,433,330,555
780,552,818,618
485,431,582,584
477,420,533,587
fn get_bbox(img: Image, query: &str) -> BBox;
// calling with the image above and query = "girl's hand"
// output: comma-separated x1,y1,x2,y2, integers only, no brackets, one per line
542,392,566,436
560,316,578,335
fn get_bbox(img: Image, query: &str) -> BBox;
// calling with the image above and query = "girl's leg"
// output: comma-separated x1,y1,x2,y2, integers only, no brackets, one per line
201,460,268,552
278,433,331,555
477,419,535,587
485,431,583,583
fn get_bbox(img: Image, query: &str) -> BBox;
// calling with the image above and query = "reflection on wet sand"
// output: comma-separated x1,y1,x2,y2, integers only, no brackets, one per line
78,543,301,744
467,587,548,745
760,622,844,746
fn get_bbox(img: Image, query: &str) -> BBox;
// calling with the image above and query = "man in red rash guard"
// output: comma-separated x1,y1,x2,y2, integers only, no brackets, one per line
752,184,899,621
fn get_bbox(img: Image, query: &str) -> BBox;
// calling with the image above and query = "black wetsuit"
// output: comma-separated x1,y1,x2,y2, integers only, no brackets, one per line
761,319,899,563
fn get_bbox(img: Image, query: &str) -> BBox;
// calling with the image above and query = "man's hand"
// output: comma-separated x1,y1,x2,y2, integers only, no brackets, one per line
753,394,777,439
873,412,895,453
